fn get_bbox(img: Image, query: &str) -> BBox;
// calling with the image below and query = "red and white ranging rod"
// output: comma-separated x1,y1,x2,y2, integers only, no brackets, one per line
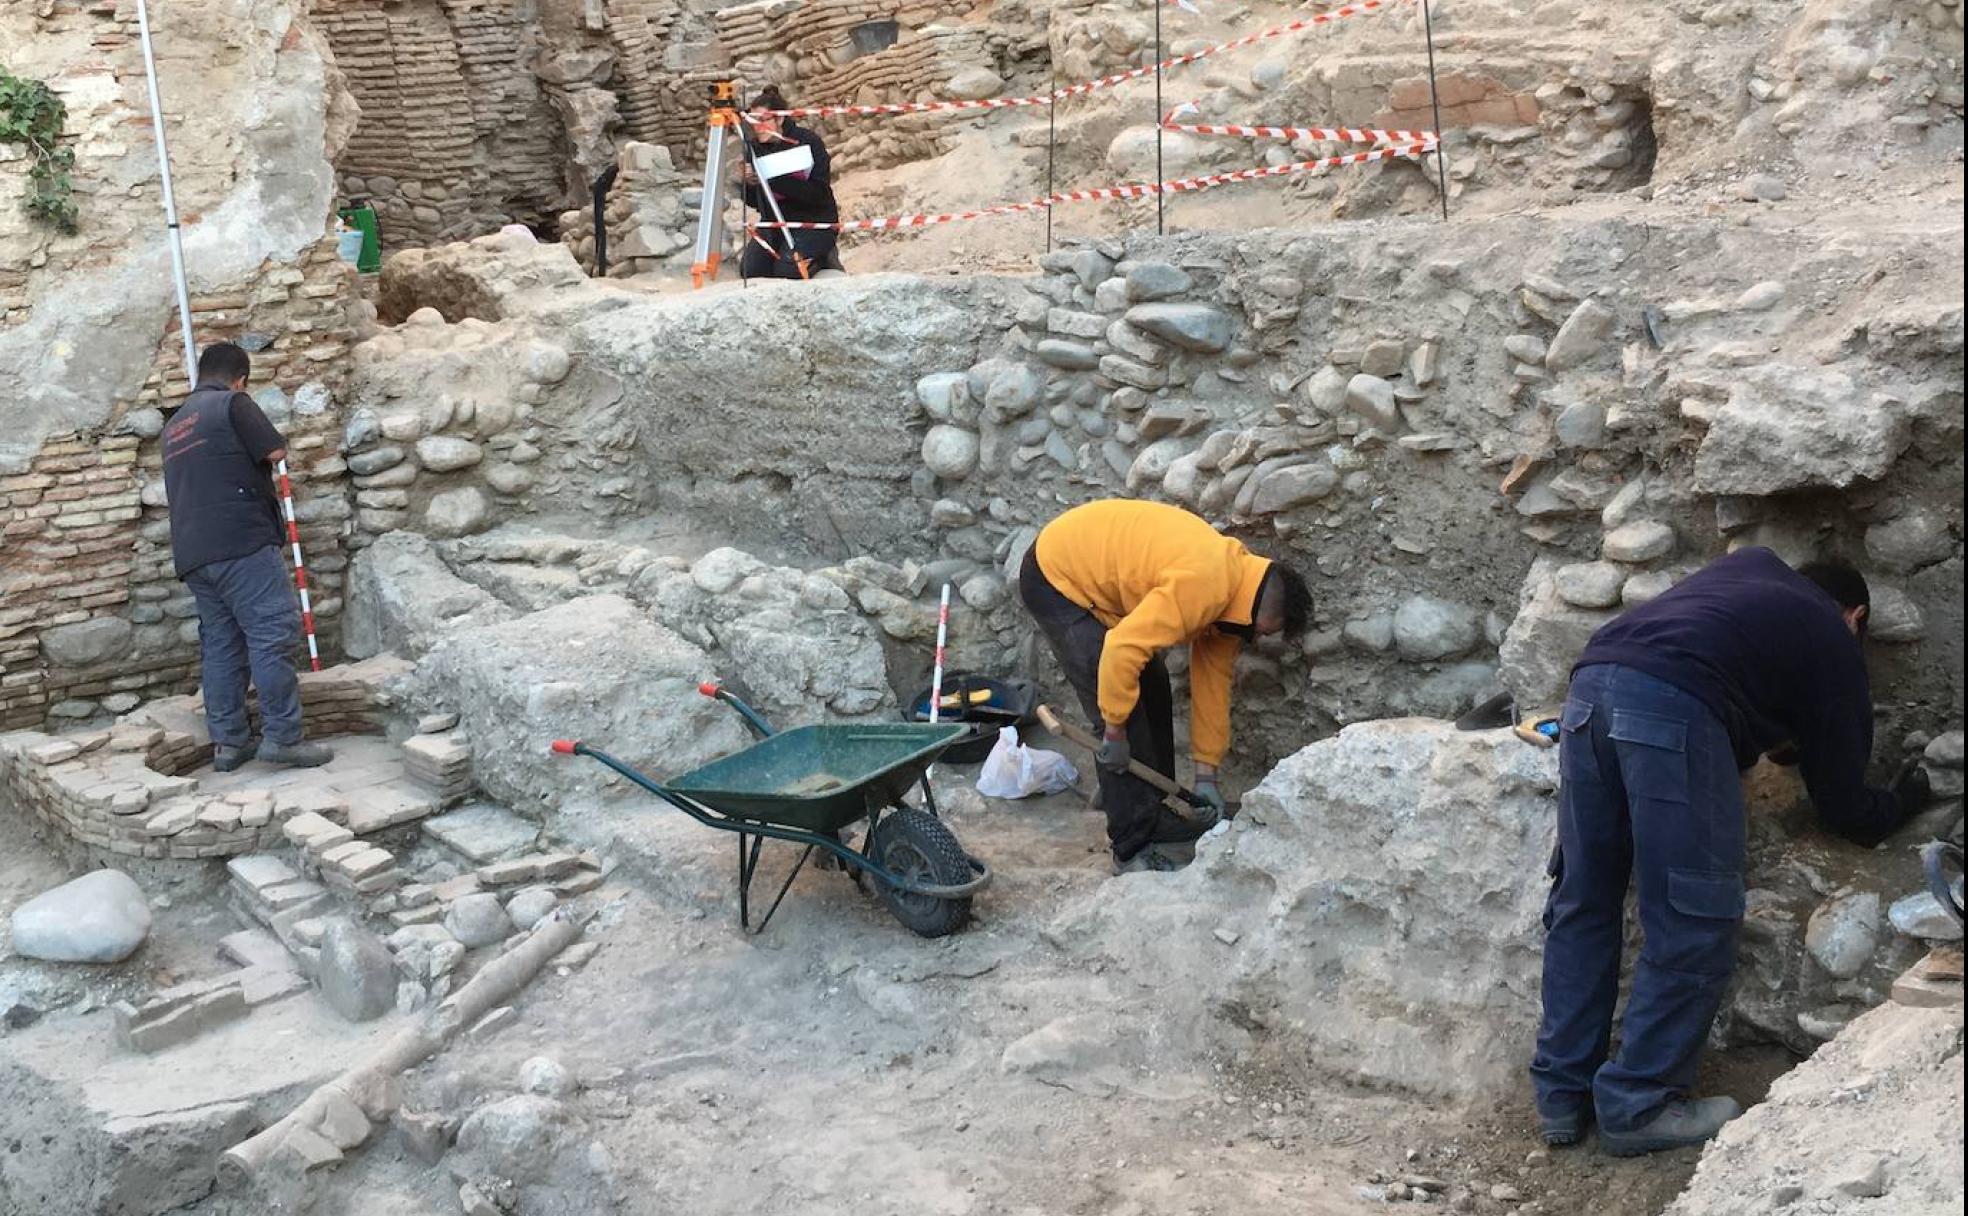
273,459,322,672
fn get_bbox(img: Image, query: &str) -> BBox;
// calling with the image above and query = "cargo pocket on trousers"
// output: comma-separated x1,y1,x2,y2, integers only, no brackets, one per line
1610,709,1690,804
1662,868,1746,973
1666,869,1745,920
1557,699,1595,784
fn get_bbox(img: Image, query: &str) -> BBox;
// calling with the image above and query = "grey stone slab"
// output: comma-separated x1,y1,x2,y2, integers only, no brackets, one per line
423,803,540,864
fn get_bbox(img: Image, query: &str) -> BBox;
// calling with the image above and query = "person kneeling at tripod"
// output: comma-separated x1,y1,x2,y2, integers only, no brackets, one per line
740,87,843,281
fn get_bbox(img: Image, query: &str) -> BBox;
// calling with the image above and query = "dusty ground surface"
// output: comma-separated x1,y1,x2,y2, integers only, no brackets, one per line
0,761,1787,1216
2,827,238,1028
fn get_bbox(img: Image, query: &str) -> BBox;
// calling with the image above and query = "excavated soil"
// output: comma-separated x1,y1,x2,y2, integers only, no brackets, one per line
1,768,1796,1216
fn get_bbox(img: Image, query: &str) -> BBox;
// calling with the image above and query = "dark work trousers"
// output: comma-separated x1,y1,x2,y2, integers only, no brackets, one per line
739,230,841,280
184,544,305,749
1530,662,1747,1133
1018,547,1190,863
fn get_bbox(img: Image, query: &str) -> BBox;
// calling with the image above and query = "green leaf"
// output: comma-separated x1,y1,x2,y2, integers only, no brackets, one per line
0,65,80,234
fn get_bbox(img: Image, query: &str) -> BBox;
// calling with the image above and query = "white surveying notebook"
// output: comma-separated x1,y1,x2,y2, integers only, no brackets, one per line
754,144,816,181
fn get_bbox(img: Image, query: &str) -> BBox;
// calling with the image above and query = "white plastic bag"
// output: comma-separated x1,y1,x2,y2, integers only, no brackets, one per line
974,725,1079,799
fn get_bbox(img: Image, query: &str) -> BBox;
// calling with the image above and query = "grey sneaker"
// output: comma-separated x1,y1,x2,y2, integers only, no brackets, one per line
1599,1097,1743,1157
259,739,333,769
212,741,258,772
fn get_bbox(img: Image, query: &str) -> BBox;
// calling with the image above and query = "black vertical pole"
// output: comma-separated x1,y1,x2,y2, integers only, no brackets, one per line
591,165,616,279
1046,71,1058,253
1421,0,1450,222
1153,0,1165,234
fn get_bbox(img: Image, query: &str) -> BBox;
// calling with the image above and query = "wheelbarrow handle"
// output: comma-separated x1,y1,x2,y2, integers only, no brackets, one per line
697,680,776,739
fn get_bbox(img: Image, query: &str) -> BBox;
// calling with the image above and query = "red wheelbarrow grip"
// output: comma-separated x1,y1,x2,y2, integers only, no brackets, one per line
550,739,579,755
697,681,722,698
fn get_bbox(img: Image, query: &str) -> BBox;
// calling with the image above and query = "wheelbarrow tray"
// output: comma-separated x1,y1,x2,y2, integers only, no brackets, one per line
667,722,967,833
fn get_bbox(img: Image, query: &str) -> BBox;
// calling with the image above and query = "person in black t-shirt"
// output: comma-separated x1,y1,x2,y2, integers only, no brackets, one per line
161,343,331,772
1529,548,1931,1157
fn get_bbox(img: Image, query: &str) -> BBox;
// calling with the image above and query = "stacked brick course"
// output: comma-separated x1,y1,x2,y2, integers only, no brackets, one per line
709,0,995,172
1,240,361,731
0,657,406,860
604,0,705,161
320,0,565,249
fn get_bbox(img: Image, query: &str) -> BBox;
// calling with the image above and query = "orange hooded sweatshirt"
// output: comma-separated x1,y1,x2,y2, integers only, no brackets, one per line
1033,499,1271,766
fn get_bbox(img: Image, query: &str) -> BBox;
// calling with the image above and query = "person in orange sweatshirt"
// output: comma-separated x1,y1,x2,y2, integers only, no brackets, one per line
1018,499,1312,872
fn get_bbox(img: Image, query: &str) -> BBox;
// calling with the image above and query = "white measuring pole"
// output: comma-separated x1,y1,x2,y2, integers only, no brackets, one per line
135,0,198,392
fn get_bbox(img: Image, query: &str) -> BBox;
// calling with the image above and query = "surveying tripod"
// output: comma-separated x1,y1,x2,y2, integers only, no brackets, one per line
689,81,813,288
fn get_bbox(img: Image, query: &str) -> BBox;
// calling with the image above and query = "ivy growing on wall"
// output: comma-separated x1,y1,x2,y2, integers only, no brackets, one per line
0,66,79,234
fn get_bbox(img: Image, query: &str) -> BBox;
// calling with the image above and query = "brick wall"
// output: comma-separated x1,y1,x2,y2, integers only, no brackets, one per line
0,239,361,731
319,0,566,249
0,657,406,860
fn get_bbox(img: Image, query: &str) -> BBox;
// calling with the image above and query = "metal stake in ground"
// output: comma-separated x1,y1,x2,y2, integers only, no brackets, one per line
1153,0,1165,235
1421,0,1451,221
273,459,322,673
1045,67,1058,253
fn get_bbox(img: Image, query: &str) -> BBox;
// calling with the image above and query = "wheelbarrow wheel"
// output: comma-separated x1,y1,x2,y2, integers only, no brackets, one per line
868,808,974,938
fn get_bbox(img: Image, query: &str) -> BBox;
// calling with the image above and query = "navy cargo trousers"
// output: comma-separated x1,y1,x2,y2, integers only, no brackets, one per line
184,544,305,750
1530,662,1747,1133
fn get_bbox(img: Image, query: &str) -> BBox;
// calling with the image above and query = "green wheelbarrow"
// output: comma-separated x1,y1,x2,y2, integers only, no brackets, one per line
551,682,991,936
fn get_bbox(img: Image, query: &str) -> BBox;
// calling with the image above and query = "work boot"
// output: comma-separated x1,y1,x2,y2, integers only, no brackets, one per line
1598,1096,1743,1157
259,739,334,769
1112,844,1185,875
212,740,258,773
1539,1105,1590,1148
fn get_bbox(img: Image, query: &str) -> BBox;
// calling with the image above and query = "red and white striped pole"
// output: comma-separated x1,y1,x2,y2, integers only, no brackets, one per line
273,458,322,672
929,583,952,727
924,583,952,791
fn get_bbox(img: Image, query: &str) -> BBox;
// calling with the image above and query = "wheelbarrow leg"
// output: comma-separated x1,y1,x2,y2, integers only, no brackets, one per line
737,832,756,930
752,844,815,935
735,830,816,935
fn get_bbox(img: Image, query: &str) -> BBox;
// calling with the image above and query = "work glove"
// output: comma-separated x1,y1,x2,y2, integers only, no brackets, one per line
1190,779,1226,829
1192,779,1227,816
1096,729,1131,774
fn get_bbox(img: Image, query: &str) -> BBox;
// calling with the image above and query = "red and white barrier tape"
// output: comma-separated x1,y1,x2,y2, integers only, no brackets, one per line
752,139,1436,232
760,0,1410,119
1160,107,1434,144
273,459,323,673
